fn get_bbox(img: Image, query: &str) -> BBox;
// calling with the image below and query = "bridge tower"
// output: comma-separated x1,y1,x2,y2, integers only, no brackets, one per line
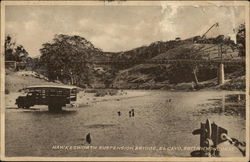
217,44,225,85
217,63,225,85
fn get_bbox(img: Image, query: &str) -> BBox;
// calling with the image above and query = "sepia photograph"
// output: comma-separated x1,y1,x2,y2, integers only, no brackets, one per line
0,0,249,161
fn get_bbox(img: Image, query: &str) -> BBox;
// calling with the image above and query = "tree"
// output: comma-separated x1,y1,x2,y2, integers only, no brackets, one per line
236,23,245,57
40,34,102,86
5,35,15,61
14,45,29,62
5,35,29,62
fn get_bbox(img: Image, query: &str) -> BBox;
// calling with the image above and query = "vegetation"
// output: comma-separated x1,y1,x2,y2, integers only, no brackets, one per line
5,23,246,91
5,89,10,94
110,40,185,70
84,89,119,97
5,35,29,62
39,34,102,86
236,23,246,57
219,76,245,91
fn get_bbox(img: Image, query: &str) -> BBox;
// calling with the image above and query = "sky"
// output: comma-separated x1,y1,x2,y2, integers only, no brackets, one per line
5,4,245,57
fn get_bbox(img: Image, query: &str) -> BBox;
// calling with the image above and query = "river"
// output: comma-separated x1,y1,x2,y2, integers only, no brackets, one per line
5,90,246,157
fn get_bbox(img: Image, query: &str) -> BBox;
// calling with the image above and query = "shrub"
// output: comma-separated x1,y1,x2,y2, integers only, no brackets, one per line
5,89,10,94
85,89,98,93
219,77,245,91
108,89,118,96
92,89,119,97
94,89,107,97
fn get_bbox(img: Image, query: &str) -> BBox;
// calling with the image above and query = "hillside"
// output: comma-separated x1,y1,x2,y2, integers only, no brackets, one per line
152,43,239,60
19,34,244,91
5,70,64,93
109,41,244,90
105,40,186,70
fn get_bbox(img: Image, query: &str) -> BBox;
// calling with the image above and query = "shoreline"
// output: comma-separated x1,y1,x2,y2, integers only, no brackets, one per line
5,89,245,110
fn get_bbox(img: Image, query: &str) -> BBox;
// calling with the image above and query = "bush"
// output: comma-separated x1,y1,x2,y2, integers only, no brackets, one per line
85,89,98,93
108,89,118,96
5,89,10,94
94,89,107,97
92,89,119,97
219,77,245,91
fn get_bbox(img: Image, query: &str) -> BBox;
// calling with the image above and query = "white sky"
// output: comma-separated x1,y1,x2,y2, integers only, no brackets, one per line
5,4,245,57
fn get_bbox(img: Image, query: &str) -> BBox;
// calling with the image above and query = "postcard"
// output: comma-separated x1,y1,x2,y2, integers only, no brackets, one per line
1,0,249,161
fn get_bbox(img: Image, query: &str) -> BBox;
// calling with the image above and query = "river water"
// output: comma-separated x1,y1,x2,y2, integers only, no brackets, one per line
5,90,246,157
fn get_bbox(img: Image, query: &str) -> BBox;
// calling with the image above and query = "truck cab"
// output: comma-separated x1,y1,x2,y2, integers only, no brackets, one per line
16,92,37,109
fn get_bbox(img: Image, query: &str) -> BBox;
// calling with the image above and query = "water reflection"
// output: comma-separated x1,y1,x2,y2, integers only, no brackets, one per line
84,124,116,129
198,94,246,118
22,109,77,115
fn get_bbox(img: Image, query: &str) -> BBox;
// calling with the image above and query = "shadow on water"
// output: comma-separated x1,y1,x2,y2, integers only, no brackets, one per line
21,109,77,116
84,124,116,129
196,94,246,118
6,107,20,109
226,94,245,102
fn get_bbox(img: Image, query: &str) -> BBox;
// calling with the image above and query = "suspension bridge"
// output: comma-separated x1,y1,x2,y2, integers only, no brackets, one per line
88,57,245,85
88,58,245,66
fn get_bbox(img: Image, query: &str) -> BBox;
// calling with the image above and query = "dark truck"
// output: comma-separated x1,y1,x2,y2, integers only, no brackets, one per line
16,85,78,112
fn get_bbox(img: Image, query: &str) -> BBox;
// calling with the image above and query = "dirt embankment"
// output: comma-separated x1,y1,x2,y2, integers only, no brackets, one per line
4,70,148,108
5,70,63,93
110,76,245,91
5,67,245,94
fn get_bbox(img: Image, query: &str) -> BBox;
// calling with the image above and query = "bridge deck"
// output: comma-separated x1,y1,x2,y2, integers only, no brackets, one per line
87,59,245,66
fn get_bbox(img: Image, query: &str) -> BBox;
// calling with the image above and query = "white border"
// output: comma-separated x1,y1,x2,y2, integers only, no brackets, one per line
0,1,249,161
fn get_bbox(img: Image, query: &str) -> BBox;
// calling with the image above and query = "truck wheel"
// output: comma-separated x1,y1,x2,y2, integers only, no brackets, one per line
24,106,30,109
55,105,62,112
17,104,21,108
22,104,30,109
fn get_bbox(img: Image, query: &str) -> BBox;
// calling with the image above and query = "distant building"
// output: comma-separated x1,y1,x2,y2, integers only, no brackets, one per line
5,61,26,71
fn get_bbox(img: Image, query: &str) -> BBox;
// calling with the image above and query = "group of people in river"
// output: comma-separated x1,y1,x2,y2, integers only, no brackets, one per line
117,108,135,117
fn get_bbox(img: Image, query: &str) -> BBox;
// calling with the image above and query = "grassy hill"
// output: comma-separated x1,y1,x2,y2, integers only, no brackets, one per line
109,41,244,90
10,35,243,91
152,43,239,60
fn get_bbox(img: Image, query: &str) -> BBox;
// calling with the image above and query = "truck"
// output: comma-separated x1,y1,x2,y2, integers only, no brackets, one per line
16,85,78,112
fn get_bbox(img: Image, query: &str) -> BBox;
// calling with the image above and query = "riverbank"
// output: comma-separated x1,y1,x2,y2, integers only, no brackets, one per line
111,75,245,91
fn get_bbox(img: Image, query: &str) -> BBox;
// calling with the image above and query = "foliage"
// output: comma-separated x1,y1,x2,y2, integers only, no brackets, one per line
94,89,108,97
94,89,119,97
236,23,245,57
5,89,10,94
5,35,29,62
111,40,184,70
39,34,102,86
219,76,245,91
